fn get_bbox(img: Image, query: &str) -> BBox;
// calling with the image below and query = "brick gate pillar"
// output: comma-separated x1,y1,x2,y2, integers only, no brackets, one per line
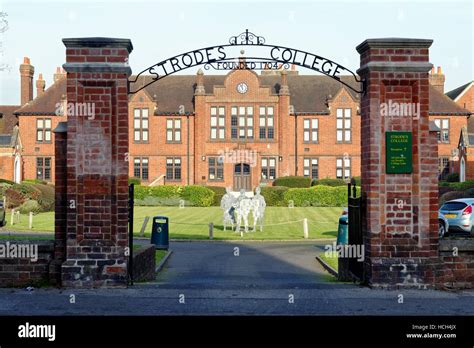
356,39,439,288
61,38,133,288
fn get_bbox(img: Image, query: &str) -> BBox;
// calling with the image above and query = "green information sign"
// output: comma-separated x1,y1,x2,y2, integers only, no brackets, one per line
385,131,412,174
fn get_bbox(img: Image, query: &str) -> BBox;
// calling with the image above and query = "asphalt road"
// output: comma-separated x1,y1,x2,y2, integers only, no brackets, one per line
1,241,474,315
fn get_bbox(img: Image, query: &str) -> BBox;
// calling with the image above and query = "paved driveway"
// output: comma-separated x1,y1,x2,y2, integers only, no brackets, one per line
1,240,474,315
153,241,330,290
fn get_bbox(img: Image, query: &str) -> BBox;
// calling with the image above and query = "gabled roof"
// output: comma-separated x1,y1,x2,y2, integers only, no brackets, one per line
446,81,473,101
0,105,20,134
429,86,471,116
14,78,65,115
11,72,472,116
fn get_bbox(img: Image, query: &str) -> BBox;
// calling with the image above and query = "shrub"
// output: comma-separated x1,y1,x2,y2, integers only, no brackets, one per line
135,197,193,206
128,177,141,186
352,176,361,186
22,179,47,185
439,181,450,187
0,179,15,185
448,180,474,190
273,176,311,188
180,186,214,207
446,173,460,182
18,200,41,214
283,185,351,207
134,185,180,200
206,186,226,206
465,188,474,197
5,188,25,209
311,178,347,187
261,186,288,206
439,191,468,205
29,184,55,212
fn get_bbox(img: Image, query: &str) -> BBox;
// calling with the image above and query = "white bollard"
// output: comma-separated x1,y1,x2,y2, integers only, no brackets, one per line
29,212,33,229
303,218,308,239
10,209,15,226
15,211,20,223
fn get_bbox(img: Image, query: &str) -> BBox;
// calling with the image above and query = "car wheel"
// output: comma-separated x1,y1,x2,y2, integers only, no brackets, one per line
438,221,446,238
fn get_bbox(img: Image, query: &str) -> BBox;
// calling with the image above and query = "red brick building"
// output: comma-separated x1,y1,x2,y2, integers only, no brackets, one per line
1,58,470,190
448,80,474,181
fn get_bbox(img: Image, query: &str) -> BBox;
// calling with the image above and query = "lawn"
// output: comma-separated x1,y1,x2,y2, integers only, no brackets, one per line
3,206,341,240
319,251,339,272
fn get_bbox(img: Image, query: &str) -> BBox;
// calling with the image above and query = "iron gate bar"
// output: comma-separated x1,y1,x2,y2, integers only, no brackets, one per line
128,183,134,286
347,179,363,281
128,30,365,94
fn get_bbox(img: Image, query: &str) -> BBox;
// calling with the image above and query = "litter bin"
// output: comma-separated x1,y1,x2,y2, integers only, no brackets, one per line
151,216,169,250
336,215,348,245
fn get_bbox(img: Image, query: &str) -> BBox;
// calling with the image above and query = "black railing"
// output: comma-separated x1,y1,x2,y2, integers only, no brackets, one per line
347,178,363,281
128,183,134,286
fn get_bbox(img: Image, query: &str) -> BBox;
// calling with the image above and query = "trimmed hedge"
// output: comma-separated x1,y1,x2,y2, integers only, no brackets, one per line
273,176,311,188
18,200,41,214
446,173,460,182
311,178,346,187
134,185,214,207
261,186,288,206
284,185,356,207
206,186,226,206
128,177,141,185
446,181,474,190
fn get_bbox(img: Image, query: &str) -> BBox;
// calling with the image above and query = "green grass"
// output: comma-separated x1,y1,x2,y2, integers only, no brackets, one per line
319,251,339,272
155,250,167,264
3,206,341,240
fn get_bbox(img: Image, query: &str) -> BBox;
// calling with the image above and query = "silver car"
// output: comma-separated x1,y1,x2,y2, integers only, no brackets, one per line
439,198,474,236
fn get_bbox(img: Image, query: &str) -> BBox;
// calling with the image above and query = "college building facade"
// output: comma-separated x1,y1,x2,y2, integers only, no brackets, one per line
0,58,471,190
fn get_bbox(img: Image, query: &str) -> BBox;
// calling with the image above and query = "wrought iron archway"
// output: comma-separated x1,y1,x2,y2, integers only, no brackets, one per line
128,29,365,94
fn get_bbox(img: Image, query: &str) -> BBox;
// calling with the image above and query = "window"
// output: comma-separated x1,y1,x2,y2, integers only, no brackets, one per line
438,157,450,180
261,157,277,181
36,118,52,143
303,119,318,143
166,119,181,143
336,108,351,143
166,157,181,181
336,157,351,180
36,157,51,180
133,157,149,180
434,119,449,143
208,157,224,181
133,108,149,142
303,158,319,179
259,106,274,139
210,106,225,140
231,106,254,140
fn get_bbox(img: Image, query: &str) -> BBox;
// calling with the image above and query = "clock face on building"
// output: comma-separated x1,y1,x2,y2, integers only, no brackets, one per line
236,83,248,94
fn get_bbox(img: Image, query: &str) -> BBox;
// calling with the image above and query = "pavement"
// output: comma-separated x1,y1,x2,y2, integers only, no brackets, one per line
1,240,474,315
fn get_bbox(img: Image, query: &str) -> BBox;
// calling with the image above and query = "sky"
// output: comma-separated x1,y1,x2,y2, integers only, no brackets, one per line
0,0,472,105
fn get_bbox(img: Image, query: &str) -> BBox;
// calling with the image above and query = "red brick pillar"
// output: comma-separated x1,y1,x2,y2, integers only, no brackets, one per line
356,39,438,288
61,38,133,288
50,122,67,286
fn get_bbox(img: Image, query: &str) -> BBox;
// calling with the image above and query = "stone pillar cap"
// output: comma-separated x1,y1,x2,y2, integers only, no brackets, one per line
62,37,133,53
356,38,433,53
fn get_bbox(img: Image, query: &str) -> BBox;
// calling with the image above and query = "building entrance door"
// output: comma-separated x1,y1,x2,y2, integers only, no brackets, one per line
234,163,251,191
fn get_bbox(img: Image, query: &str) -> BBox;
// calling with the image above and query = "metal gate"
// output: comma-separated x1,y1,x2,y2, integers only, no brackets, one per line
128,183,134,285
347,178,363,281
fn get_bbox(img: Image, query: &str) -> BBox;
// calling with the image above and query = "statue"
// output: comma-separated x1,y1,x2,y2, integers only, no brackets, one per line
251,186,266,232
235,189,252,235
221,187,236,231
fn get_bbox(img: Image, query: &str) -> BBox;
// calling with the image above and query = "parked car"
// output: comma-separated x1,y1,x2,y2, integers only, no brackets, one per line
438,212,449,238
439,198,474,236
0,199,5,227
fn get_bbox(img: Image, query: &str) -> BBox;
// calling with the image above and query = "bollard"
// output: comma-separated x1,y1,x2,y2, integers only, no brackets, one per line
303,218,308,239
139,216,150,237
15,211,20,223
10,209,14,226
209,222,214,240
29,212,33,229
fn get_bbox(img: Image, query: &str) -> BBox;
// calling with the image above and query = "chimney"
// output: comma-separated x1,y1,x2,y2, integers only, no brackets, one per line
53,67,66,83
19,57,35,105
36,73,45,97
195,68,205,95
279,69,290,95
429,65,445,94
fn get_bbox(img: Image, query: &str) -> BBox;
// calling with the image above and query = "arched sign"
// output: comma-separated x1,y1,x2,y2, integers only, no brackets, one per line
128,29,364,94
